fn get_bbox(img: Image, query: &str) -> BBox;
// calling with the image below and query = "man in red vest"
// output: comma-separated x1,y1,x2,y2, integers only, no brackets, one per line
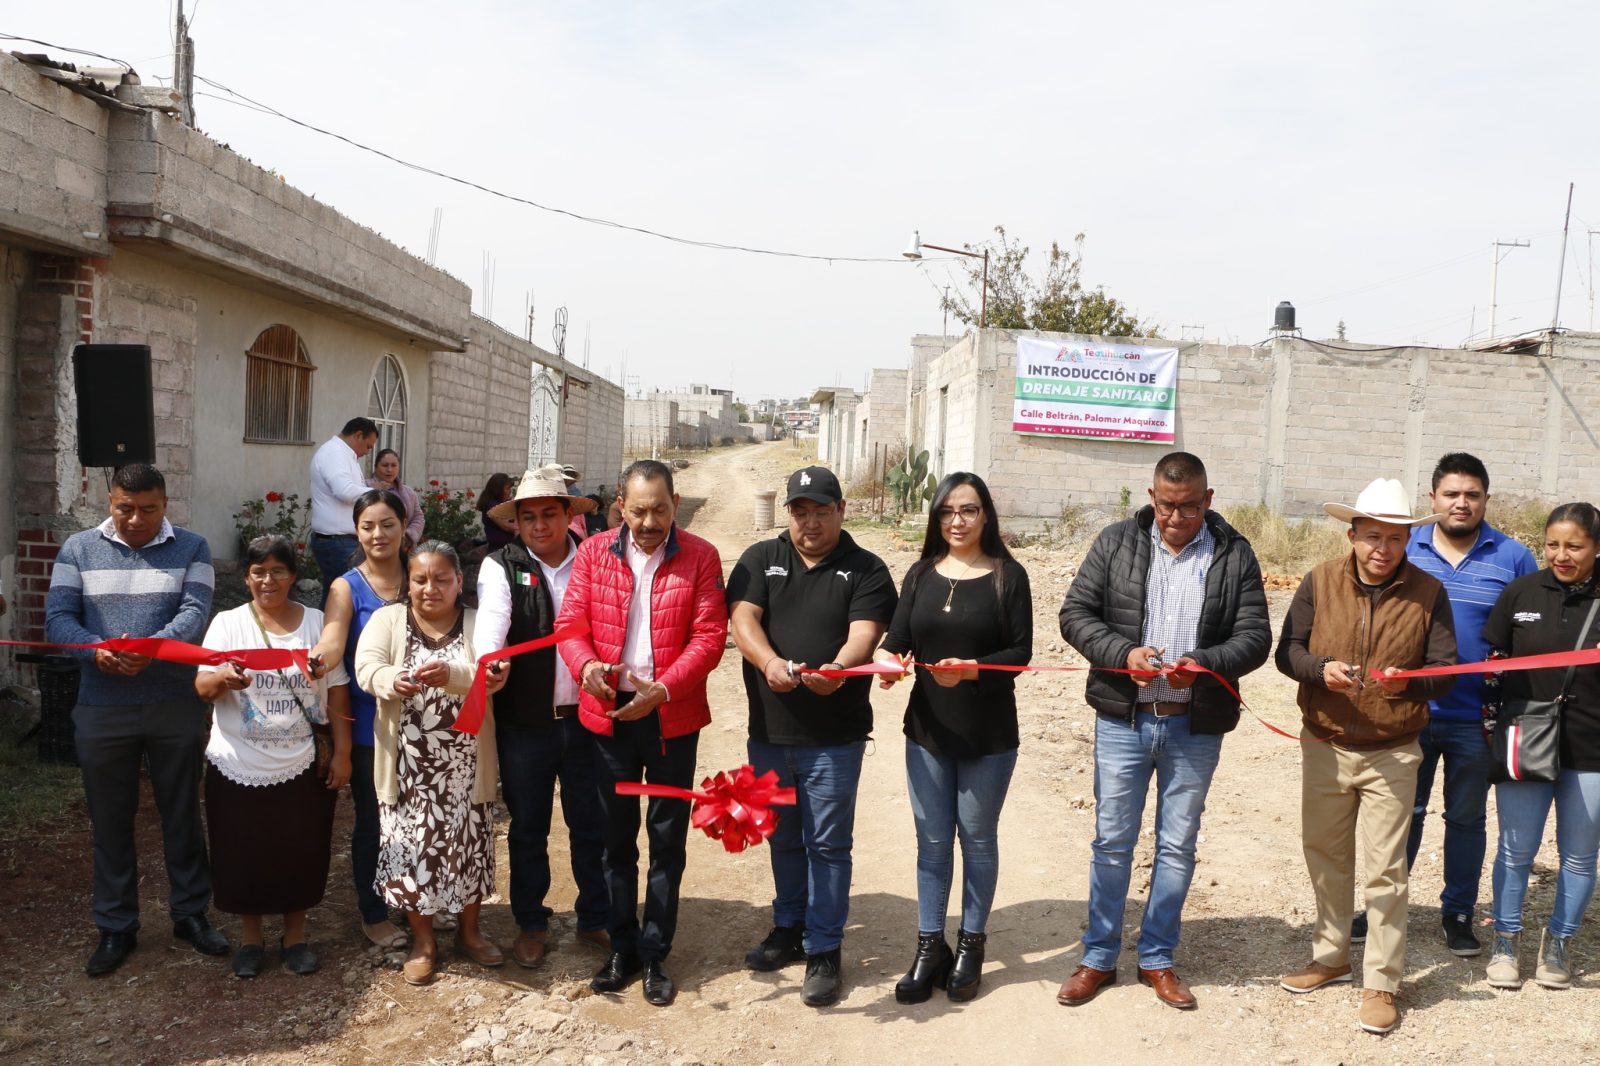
558,459,727,1007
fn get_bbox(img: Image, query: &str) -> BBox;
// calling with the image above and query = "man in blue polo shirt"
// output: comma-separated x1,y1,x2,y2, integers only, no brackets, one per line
1403,452,1535,956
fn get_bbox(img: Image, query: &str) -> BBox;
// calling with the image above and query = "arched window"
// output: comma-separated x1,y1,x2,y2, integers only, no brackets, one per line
368,354,408,461
244,324,315,443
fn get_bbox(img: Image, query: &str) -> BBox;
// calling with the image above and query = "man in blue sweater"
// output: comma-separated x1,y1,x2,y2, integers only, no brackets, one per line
46,463,226,975
1402,452,1536,956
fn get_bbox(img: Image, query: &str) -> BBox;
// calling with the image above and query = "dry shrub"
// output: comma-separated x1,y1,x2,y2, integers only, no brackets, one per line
1221,503,1348,577
1491,495,1556,559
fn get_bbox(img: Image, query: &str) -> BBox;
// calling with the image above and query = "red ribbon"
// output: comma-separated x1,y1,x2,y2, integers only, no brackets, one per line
1,636,311,680
1372,646,1600,681
616,765,798,853
452,625,584,736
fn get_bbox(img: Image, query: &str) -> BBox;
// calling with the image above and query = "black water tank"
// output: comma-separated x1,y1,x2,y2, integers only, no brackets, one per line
1274,301,1296,331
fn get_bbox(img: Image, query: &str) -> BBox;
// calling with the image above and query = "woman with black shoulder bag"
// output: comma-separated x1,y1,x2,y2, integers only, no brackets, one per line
1482,502,1600,991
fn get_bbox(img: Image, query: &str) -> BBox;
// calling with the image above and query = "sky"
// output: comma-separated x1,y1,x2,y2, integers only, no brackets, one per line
11,1,1600,400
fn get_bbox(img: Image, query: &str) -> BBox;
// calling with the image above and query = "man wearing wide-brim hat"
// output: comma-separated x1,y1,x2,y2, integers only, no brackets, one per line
1274,478,1458,1035
476,466,609,968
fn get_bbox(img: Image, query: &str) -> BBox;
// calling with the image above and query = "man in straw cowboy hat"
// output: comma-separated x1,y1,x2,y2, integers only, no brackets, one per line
1274,477,1458,1035
476,465,609,968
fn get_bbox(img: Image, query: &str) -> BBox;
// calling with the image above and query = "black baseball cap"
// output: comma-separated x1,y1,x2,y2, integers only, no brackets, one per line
785,466,842,505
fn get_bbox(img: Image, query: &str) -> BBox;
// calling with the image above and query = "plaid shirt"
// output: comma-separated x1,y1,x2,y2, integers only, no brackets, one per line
1140,520,1214,703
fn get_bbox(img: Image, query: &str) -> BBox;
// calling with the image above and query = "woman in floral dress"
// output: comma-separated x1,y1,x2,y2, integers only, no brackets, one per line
355,540,509,984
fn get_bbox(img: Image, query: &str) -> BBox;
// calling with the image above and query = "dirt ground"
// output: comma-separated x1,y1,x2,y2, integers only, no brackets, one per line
1,439,1596,1065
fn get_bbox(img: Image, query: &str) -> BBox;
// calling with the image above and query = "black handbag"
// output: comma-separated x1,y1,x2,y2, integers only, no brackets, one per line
1489,597,1600,784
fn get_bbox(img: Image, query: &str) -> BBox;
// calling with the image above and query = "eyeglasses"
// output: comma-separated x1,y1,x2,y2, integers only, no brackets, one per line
246,568,294,582
1152,502,1204,520
937,505,982,524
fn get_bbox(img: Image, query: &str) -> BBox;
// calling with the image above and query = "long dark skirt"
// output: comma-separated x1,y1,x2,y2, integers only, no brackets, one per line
205,762,337,915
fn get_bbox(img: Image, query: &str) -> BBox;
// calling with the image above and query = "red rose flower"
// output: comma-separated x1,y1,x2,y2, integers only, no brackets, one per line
265,491,282,503
436,492,447,501
295,542,306,550
429,479,440,487
466,489,475,497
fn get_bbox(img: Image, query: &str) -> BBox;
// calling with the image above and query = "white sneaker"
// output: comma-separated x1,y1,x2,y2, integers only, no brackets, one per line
1533,930,1572,990
1486,932,1521,989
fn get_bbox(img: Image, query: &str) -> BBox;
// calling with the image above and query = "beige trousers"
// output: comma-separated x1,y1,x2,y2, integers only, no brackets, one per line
1300,731,1422,994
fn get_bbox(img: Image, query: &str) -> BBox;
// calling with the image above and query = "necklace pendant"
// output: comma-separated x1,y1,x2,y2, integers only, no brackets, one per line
942,603,952,613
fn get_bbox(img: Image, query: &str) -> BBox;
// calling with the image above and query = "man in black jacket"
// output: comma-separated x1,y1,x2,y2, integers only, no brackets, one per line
1056,451,1271,1010
476,466,609,968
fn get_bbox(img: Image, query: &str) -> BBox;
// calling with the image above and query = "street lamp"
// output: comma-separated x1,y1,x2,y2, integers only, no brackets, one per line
903,230,989,329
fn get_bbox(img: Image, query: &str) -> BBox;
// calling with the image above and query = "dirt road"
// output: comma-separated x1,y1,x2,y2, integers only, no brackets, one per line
0,439,1594,1065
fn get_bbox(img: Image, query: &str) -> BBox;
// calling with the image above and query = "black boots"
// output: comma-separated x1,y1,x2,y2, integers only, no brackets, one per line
947,929,987,1002
895,933,955,1004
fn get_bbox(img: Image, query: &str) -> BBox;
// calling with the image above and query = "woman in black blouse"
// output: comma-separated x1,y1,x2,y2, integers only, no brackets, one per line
876,471,1032,1005
1482,502,1600,991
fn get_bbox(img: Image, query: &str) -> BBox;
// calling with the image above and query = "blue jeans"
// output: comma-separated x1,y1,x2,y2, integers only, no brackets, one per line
310,533,359,608
1082,710,1223,971
348,744,387,924
1406,717,1492,917
748,739,865,955
1492,770,1600,939
904,738,1017,936
497,717,609,934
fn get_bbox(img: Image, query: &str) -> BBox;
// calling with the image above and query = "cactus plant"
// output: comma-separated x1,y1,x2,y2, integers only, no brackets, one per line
885,449,937,513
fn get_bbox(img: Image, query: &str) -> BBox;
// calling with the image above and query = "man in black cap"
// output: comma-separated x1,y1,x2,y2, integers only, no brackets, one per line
727,466,897,1007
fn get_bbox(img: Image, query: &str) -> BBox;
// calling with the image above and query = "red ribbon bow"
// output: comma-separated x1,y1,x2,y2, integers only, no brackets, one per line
1,636,311,680
452,625,583,736
616,765,798,853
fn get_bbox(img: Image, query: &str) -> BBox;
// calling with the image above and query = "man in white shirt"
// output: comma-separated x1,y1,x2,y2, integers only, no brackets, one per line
308,417,379,605
477,466,608,968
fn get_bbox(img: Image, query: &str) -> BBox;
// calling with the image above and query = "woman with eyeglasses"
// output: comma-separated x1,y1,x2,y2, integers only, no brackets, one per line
875,472,1033,1004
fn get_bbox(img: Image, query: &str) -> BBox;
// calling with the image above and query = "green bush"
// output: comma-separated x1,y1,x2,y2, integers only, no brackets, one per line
233,491,318,580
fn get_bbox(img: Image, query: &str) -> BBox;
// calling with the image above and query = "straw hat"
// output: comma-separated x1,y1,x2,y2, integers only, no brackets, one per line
1323,478,1441,527
489,464,597,524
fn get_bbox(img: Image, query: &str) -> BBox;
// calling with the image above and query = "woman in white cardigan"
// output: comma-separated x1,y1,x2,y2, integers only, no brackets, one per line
355,540,508,985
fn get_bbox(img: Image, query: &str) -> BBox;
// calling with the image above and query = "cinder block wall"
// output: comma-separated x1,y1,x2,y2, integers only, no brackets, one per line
909,329,1600,521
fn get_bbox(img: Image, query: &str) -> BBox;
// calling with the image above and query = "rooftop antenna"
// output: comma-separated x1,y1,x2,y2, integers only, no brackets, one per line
1489,238,1530,339
425,207,443,265
1548,182,1575,340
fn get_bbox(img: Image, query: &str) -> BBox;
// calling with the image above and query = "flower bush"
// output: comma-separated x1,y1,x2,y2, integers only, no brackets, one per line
421,480,482,548
234,491,319,580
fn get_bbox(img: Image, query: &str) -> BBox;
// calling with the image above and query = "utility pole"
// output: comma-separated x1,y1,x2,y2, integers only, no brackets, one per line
173,0,195,126
1587,228,1598,331
1550,182,1575,339
1489,238,1530,339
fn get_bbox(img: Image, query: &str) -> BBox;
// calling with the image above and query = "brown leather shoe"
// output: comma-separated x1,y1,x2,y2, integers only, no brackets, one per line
512,930,549,968
402,948,436,986
457,936,505,968
1138,967,1197,1010
576,928,612,953
1056,964,1117,1005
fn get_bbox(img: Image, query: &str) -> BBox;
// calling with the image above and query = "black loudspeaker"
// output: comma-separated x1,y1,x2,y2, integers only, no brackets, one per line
72,343,156,468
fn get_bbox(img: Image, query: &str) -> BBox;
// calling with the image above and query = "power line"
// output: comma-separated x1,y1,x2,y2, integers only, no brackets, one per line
0,31,132,68
195,73,949,266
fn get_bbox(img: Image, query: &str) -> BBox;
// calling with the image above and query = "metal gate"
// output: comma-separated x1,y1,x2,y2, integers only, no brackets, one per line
527,366,561,469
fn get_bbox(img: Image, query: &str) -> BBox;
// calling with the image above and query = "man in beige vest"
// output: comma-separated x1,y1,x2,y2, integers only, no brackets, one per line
1274,478,1457,1035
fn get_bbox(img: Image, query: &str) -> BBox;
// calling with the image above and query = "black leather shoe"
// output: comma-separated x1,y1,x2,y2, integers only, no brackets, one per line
801,949,842,1007
173,915,229,956
894,933,954,1004
642,960,676,1006
591,951,642,994
232,943,266,979
86,931,137,976
281,940,320,975
947,929,987,1002
745,924,806,971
